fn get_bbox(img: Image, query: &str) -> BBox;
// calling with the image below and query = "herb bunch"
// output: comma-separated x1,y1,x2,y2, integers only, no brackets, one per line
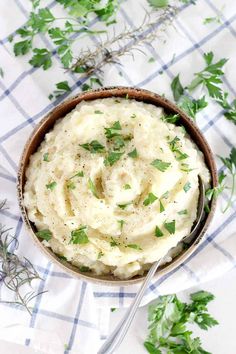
171,51,236,124
69,7,178,77
0,200,45,314
144,290,218,354
13,0,117,70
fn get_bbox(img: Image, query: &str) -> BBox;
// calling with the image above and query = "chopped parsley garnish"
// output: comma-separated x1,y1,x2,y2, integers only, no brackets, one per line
161,191,169,199
46,181,57,190
127,244,142,250
79,266,90,272
148,57,155,63
168,136,189,161
155,226,164,237
164,220,176,234
180,163,193,172
159,199,165,213
104,151,124,166
113,136,125,150
183,181,191,192
88,178,99,198
70,171,84,179
43,152,49,161
143,193,157,206
80,140,105,153
70,226,89,244
130,113,136,118
151,159,171,172
128,148,138,158
118,219,125,230
124,184,131,190
67,181,76,190
104,121,122,139
178,209,188,215
97,251,104,259
161,113,180,124
94,110,103,114
36,229,52,241
110,237,119,247
117,202,132,210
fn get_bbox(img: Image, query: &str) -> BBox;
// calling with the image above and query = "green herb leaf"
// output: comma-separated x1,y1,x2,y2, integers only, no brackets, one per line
162,114,180,124
151,159,171,172
70,226,89,244
124,184,131,190
70,171,84,179
43,152,49,162
148,0,168,8
113,136,125,150
159,199,165,213
104,121,122,139
29,48,52,70
94,110,103,114
128,148,138,158
14,39,32,56
67,181,76,190
79,266,90,272
88,178,99,198
155,226,164,237
178,209,188,215
104,151,124,166
46,181,57,190
97,251,104,259
36,229,52,241
171,74,184,101
183,181,191,192
0,67,4,78
117,202,132,210
143,193,158,206
80,140,105,154
118,219,125,230
164,220,175,234
110,237,119,247
127,244,142,250
148,57,155,63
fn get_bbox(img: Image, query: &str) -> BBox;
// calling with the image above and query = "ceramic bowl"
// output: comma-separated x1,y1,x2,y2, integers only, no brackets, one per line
17,87,217,285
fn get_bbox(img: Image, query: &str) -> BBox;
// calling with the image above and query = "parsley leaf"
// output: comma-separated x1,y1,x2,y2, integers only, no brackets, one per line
70,171,84,179
162,113,180,124
148,0,168,8
127,244,142,250
110,237,119,247
50,80,71,99
128,148,138,158
118,219,125,230
171,74,184,101
43,152,49,161
144,291,218,353
159,199,165,213
124,184,131,190
151,159,171,172
46,181,57,190
117,202,132,210
70,226,89,244
88,178,99,198
14,39,32,56
104,151,124,166
183,181,191,192
143,193,158,206
104,121,122,139
164,220,175,234
155,226,164,237
67,181,76,190
79,266,90,272
80,140,105,154
178,209,188,215
29,48,52,70
36,229,52,241
97,251,104,259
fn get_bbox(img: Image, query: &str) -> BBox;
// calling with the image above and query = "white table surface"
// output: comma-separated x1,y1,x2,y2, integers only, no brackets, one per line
0,267,236,354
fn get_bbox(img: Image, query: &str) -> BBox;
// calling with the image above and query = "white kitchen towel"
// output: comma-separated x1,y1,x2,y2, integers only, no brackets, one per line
0,0,236,353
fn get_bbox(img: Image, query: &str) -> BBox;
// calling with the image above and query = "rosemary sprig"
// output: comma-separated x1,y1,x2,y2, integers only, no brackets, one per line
70,6,178,77
0,200,46,315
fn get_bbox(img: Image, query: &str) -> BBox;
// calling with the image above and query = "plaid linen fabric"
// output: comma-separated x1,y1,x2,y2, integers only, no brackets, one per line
0,0,236,353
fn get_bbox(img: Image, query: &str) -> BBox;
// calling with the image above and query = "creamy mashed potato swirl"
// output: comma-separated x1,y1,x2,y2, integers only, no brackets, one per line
24,98,210,279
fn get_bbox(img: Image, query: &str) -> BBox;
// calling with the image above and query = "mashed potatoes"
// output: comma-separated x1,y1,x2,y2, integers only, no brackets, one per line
24,98,210,279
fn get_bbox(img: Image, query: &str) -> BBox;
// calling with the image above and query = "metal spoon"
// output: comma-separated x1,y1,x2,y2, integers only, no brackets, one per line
97,176,205,354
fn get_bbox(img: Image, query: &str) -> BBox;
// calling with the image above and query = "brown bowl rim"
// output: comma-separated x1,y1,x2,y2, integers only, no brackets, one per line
17,86,218,286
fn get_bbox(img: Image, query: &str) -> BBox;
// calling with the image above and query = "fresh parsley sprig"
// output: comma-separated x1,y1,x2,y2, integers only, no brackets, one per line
144,290,218,354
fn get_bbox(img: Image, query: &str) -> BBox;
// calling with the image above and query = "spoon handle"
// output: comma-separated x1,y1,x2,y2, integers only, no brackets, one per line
97,259,161,354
